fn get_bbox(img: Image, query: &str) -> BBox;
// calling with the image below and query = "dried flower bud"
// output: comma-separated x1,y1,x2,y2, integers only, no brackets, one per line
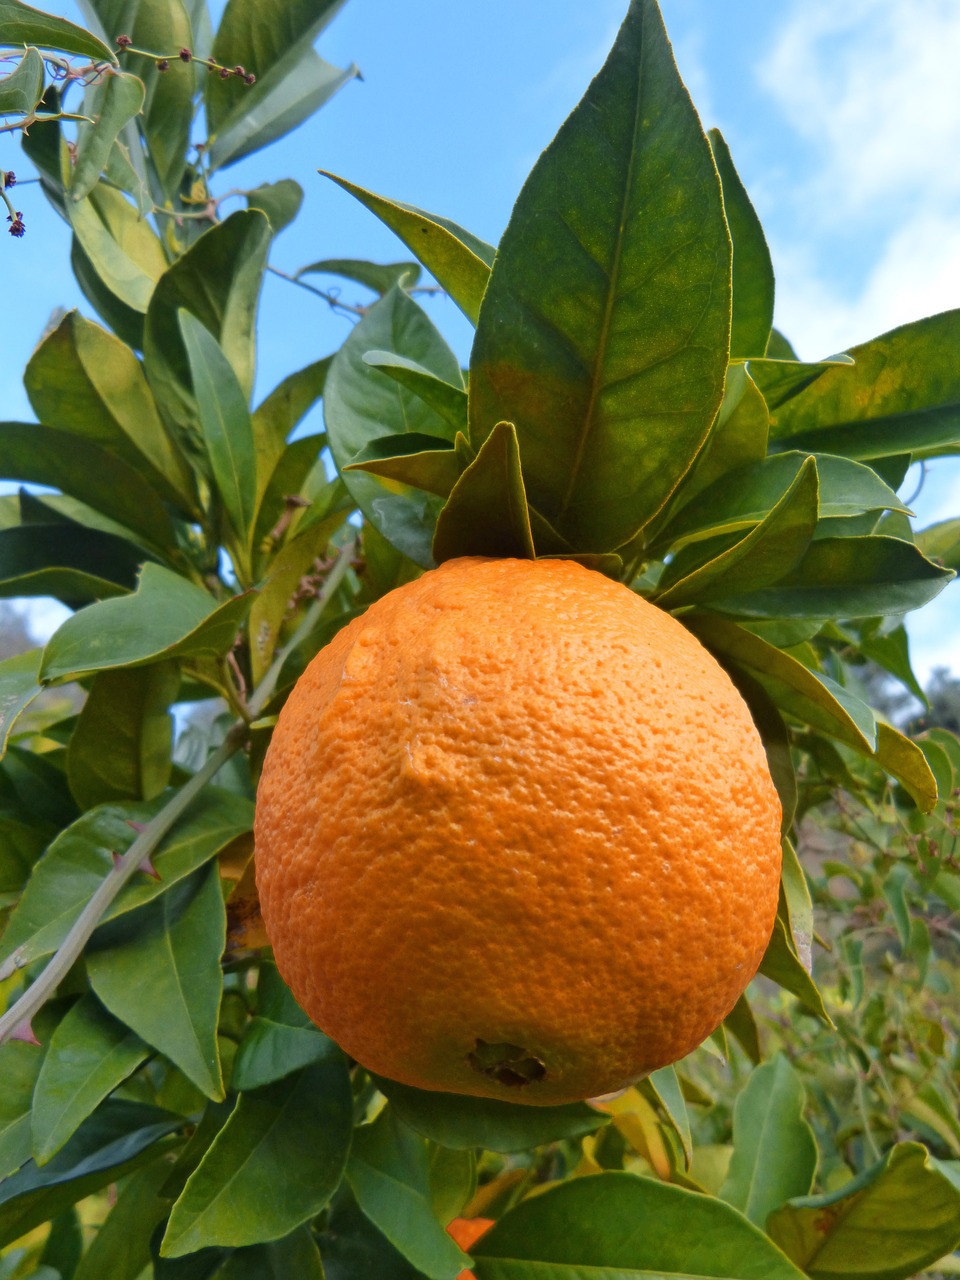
234,64,245,76
244,72,256,85
115,33,132,47
219,65,231,78
2,171,16,188
156,57,170,71
179,47,192,61
7,212,25,238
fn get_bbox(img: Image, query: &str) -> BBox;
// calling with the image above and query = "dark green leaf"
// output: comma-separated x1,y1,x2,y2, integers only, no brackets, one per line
322,173,495,323
345,433,462,499
213,1227,325,1279
0,1042,42,1181
73,1158,173,1280
40,1207,83,1280
346,1109,469,1280
319,1185,425,1280
179,310,258,553
472,1171,807,1279
0,649,43,760
40,563,254,683
0,523,148,605
122,0,195,197
0,817,47,904
715,535,953,620
768,1142,960,1280
719,1055,818,1227
373,1075,606,1154
297,258,421,295
231,1020,332,1092
324,286,463,566
858,622,927,704
655,455,818,608
251,356,330,486
433,421,536,562
709,129,774,359
0,0,115,60
0,1101,182,1250
71,72,145,202
0,786,253,969
161,1055,353,1255
0,45,43,115
749,355,855,413
31,995,150,1164
24,311,197,516
469,0,731,553
67,662,179,809
770,310,960,458
250,432,327,570
245,178,303,233
144,211,271,442
363,351,467,432
87,866,226,1100
0,421,176,550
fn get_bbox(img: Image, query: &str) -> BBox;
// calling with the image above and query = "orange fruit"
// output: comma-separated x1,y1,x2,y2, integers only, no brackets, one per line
447,1217,494,1279
254,556,781,1105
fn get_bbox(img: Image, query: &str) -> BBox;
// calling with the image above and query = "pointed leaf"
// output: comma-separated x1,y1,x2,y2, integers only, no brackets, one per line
31,995,150,1165
0,0,114,61
71,72,145,202
346,1109,470,1280
0,786,253,970
66,662,179,809
768,1143,960,1280
246,178,304,233
373,1075,605,1154
121,0,195,197
363,351,467,431
179,311,258,550
647,1066,692,1166
875,721,938,812
0,649,43,760
719,1055,818,1227
87,866,226,1100
40,563,254,683
433,421,536,562
324,286,463,566
297,258,421,295
918,517,960,570
72,1158,173,1280
160,1055,353,1255
749,356,855,413
469,0,731,552
0,1042,42,1181
759,914,832,1024
68,181,167,314
322,173,495,323
213,1227,325,1279
472,1171,806,1279
0,523,147,605
0,45,43,115
345,433,462,499
250,431,327,563
709,129,774,359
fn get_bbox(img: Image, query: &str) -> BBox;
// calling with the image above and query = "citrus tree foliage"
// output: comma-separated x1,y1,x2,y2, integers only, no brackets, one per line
2,0,960,1276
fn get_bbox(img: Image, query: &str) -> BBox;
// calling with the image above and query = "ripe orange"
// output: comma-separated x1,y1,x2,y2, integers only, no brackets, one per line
254,556,781,1105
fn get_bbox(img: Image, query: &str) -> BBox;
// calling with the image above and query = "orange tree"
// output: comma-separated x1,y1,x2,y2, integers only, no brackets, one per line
2,0,960,1276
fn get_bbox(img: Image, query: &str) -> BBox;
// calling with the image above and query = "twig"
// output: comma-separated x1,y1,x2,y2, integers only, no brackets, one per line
266,265,368,319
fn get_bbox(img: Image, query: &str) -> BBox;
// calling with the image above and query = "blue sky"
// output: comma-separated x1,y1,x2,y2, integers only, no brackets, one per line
4,0,959,676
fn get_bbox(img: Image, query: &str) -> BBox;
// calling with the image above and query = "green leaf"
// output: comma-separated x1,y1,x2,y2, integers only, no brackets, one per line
230,959,332,1093
373,1075,606,1154
68,181,167,315
715,535,954,620
759,914,832,1024
0,45,43,115
0,421,176,550
345,433,462,500
67,662,179,809
362,351,467,432
655,455,819,608
0,1042,42,1181
212,1227,326,1279
319,1185,426,1280
24,311,197,516
0,786,253,969
179,310,258,554
71,72,145,202
719,1055,818,1227
246,178,303,234
688,614,878,752
857,622,927,704
731,670,797,834
251,356,330,482
0,1101,181,1250
709,129,774,359
70,234,147,350
780,837,814,971
646,1065,692,1166
768,1143,960,1280
472,1171,807,1279
144,210,271,442
770,311,960,458
433,421,536,562
876,721,939,812
346,1109,470,1280
428,1146,476,1227
0,522,147,605
250,433,328,569
31,995,150,1165
161,1055,353,1255
121,0,195,197
324,286,463,566
72,1158,173,1280
668,364,770,510
322,173,495,323
86,866,226,1100
40,563,254,683
39,1207,83,1280
297,258,421,295
0,0,115,60
0,649,43,760
468,0,731,553
748,355,856,413
0,817,47,905
918,517,960,570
